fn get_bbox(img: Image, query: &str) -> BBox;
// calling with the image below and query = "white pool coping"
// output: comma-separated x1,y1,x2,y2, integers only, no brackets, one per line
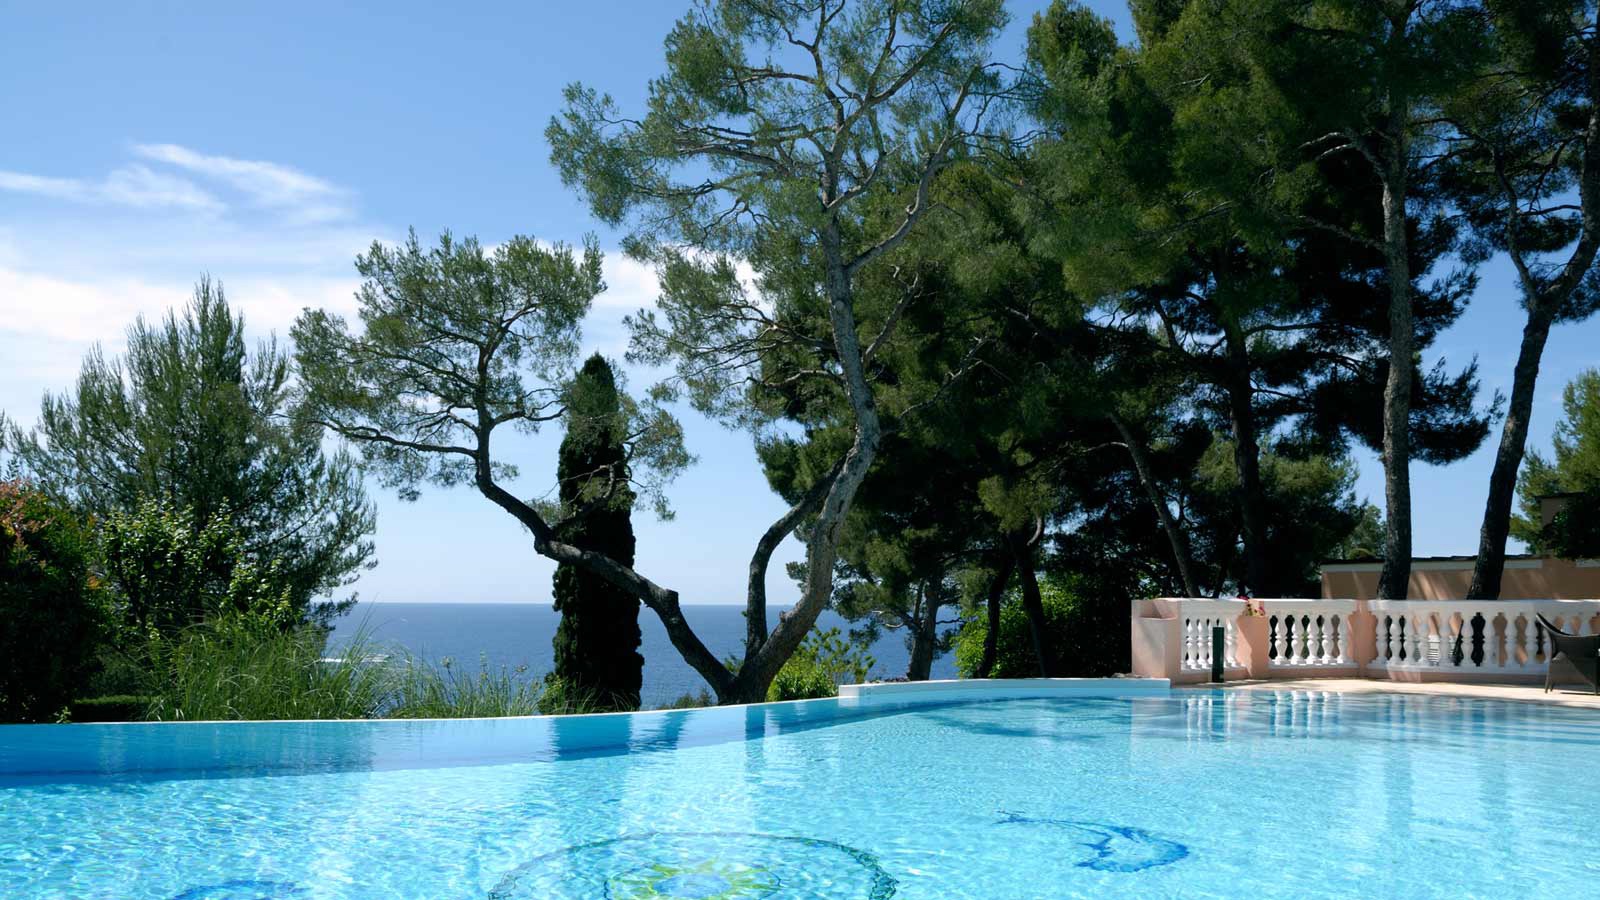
838,677,1170,707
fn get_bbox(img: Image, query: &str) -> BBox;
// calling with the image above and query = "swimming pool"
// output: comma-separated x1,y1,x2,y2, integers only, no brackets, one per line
2,685,1596,898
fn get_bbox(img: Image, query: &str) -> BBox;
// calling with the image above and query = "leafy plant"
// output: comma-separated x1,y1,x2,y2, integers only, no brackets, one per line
955,576,1122,679
7,279,373,624
101,498,298,639
142,619,391,721
390,655,545,719
0,481,108,722
659,689,715,710
766,627,874,702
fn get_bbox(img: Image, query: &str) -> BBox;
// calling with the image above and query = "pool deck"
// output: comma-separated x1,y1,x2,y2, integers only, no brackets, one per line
1194,677,1600,709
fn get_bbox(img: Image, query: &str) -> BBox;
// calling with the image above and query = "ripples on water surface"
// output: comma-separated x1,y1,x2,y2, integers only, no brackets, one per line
3,691,1598,898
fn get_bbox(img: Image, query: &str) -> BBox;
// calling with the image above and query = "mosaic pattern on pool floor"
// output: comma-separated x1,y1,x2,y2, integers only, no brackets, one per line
487,832,897,900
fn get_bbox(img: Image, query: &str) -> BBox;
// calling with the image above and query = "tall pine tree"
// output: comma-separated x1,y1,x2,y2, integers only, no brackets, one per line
545,355,643,712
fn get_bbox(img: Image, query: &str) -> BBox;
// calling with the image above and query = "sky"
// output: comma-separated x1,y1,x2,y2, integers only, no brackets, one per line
1,1,1594,604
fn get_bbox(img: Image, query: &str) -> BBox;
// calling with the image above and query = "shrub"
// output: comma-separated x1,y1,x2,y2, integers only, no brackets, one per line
391,656,544,719
765,627,875,702
0,481,108,722
954,576,1124,678
659,689,714,709
101,499,298,638
142,618,390,721
66,695,151,723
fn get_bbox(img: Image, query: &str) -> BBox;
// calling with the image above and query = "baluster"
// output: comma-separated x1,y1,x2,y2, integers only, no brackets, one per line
1440,608,1452,666
1200,617,1213,671
1518,614,1535,670
1337,613,1353,666
1439,611,1454,667
1224,618,1238,669
1406,616,1423,667
1295,615,1310,665
1481,610,1497,669
1192,617,1205,670
1480,609,1498,670
1318,616,1333,665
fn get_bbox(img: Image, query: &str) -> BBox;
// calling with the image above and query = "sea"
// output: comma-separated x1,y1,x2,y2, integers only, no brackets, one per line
328,601,957,709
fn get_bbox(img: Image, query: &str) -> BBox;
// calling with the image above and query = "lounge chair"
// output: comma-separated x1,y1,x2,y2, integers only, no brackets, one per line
1535,613,1600,694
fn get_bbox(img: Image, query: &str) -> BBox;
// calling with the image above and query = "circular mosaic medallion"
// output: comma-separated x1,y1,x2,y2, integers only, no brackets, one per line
169,880,307,900
488,832,896,899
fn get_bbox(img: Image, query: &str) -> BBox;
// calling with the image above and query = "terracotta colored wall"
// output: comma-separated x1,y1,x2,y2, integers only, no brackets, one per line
1320,558,1600,601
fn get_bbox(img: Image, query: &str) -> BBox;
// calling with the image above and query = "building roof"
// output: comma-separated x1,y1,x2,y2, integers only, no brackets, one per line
1321,554,1541,566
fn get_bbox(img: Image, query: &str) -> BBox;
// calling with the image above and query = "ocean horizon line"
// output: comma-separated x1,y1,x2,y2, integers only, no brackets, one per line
345,599,786,607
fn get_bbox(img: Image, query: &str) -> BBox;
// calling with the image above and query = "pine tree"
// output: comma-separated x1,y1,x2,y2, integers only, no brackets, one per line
545,355,643,712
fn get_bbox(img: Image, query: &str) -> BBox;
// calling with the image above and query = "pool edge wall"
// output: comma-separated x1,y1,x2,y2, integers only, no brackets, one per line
1,678,1169,781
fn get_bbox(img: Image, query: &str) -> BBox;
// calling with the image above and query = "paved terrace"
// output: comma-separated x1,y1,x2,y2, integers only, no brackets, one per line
1187,677,1600,710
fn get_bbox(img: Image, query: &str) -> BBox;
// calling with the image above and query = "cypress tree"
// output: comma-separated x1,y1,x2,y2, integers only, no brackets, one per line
545,354,643,712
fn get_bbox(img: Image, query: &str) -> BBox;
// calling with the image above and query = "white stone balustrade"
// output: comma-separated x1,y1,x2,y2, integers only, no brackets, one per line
1369,599,1600,674
1176,600,1244,674
1131,597,1600,684
1260,599,1356,670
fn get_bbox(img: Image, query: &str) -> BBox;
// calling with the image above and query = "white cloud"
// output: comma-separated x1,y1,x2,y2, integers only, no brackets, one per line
0,164,222,213
596,253,660,310
132,143,350,222
0,266,360,346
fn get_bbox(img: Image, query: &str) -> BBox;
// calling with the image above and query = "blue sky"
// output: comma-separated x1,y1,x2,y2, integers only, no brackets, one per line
1,1,1592,604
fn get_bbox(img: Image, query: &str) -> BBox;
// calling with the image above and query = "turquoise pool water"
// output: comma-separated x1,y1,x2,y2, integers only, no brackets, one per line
2,689,1597,898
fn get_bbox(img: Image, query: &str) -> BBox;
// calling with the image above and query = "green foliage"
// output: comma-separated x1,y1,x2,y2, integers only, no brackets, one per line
142,619,391,721
0,481,108,722
546,355,644,713
7,279,374,625
389,656,545,719
65,695,151,723
293,230,608,498
659,689,715,710
1516,369,1600,557
140,623,547,721
955,576,1122,678
1193,439,1380,595
100,498,297,638
766,627,874,702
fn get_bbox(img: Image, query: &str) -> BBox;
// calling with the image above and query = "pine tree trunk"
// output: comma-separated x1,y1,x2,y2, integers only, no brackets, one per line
1468,306,1555,599
1221,321,1272,596
1471,34,1600,597
906,580,941,682
973,550,1014,678
1011,532,1053,677
730,227,880,704
1109,411,1200,598
1377,160,1415,601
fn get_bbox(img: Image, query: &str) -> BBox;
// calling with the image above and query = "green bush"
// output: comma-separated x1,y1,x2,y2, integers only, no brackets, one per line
767,658,839,702
0,481,109,722
391,656,544,719
66,695,151,723
955,576,1124,678
142,618,391,721
140,621,553,721
659,689,714,709
765,627,875,702
101,499,298,638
